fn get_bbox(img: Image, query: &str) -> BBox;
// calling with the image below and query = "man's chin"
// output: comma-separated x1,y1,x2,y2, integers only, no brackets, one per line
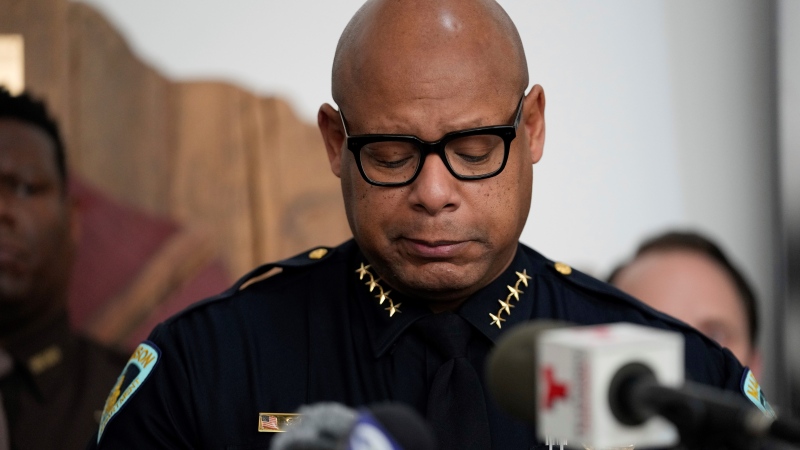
391,264,481,301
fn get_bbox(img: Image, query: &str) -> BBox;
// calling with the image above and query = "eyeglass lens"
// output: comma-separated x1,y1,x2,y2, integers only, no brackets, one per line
360,134,506,184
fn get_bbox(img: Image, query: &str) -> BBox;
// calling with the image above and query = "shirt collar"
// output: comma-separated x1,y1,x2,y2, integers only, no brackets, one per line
352,244,535,358
351,252,430,358
457,246,535,344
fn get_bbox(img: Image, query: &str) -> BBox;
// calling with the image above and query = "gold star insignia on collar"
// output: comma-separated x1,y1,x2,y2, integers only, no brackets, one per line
489,313,506,328
377,290,392,305
489,267,531,329
365,277,381,292
516,269,532,287
385,302,402,317
356,262,402,318
355,263,371,280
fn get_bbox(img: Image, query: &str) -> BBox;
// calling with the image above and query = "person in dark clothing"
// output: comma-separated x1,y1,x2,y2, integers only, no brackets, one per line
0,88,127,450
90,1,771,449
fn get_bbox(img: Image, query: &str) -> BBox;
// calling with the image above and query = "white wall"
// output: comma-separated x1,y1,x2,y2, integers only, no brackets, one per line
778,0,800,413
75,0,783,397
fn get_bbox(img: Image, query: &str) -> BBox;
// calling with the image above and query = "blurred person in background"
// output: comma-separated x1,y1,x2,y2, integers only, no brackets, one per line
608,230,761,376
0,88,127,450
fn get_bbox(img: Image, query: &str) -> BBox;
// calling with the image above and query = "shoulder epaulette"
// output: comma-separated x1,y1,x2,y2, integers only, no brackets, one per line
164,245,337,323
226,246,335,294
544,260,622,299
542,258,703,334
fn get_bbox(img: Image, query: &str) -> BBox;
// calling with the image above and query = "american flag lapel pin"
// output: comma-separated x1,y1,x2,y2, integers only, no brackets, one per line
258,413,302,432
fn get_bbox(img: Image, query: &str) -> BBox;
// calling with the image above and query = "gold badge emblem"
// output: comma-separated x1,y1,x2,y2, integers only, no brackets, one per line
554,262,572,276
27,345,63,375
258,413,303,432
308,248,328,260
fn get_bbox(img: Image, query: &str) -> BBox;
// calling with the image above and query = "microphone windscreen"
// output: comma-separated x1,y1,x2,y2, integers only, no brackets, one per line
485,321,569,424
367,402,437,450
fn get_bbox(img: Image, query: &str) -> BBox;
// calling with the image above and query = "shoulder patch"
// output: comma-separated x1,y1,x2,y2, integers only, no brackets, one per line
97,341,162,443
741,368,776,418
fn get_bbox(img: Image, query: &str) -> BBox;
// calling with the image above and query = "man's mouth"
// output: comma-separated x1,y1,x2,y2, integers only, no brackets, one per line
401,238,469,259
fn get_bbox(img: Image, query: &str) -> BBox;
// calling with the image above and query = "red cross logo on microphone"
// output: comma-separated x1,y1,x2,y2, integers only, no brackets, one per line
542,366,569,409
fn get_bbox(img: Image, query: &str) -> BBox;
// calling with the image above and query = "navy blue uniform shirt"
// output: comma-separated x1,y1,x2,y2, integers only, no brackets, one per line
88,240,746,449
1,313,127,450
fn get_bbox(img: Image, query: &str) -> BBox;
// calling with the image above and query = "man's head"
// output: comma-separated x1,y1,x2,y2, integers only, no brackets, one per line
608,231,760,373
0,88,75,338
318,0,545,310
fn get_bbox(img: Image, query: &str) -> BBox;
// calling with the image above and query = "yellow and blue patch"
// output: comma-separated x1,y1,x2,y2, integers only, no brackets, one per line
741,368,776,418
97,341,161,443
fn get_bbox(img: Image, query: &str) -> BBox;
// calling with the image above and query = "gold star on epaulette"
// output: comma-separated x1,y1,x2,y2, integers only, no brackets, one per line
355,263,371,280
515,269,532,287
489,313,506,328
386,302,402,317
498,299,513,315
507,285,521,301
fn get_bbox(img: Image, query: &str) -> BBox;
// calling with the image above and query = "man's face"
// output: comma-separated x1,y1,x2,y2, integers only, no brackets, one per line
323,67,544,307
612,249,756,369
0,119,73,315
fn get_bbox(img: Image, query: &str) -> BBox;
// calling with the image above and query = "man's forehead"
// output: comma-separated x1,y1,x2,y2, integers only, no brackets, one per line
0,118,52,145
0,119,58,172
332,0,527,112
342,93,520,139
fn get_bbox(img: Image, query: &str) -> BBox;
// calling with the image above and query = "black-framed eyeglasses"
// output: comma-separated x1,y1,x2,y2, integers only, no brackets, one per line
339,96,524,187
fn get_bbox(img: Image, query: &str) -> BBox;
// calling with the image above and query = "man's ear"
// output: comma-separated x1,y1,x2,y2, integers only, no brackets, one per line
318,103,346,178
521,84,546,164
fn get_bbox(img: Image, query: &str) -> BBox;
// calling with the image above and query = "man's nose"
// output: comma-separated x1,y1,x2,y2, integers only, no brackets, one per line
406,153,461,215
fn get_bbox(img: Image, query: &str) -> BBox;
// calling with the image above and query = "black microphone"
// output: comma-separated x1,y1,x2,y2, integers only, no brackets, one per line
485,320,565,425
609,363,800,449
486,322,800,449
270,402,437,450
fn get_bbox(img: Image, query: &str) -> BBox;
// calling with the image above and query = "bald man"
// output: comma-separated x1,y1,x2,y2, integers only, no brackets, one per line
91,1,763,449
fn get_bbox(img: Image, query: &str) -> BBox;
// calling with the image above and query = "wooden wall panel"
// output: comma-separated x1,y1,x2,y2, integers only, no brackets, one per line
255,98,350,263
171,82,259,277
171,86,352,277
0,0,71,142
67,3,174,216
239,95,281,265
